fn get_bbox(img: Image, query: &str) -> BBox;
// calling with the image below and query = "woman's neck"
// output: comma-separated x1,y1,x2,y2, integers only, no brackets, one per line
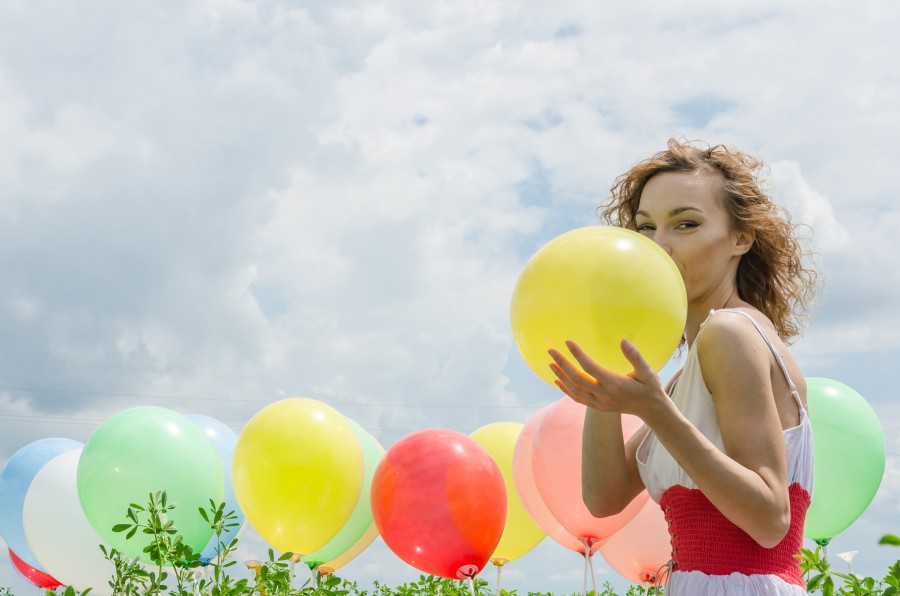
684,286,739,347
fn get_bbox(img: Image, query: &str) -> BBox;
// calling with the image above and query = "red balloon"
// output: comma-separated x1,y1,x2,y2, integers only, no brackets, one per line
532,398,647,543
371,429,506,579
9,548,63,589
512,402,594,554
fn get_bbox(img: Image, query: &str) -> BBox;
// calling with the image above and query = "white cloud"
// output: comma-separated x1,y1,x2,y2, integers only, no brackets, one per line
770,160,850,252
1,1,900,593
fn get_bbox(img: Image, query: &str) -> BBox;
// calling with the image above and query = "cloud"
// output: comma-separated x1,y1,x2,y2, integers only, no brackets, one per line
1,1,899,593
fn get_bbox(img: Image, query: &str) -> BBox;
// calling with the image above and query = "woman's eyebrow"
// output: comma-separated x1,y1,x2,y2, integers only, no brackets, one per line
636,206,704,217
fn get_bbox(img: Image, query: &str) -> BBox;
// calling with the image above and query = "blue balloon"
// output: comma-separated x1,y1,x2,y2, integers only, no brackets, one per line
185,414,245,562
0,438,82,570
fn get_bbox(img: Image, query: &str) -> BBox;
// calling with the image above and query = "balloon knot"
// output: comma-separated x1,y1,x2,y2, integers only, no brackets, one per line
456,564,479,579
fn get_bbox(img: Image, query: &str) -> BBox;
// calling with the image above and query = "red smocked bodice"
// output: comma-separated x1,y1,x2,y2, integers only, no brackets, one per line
659,483,811,587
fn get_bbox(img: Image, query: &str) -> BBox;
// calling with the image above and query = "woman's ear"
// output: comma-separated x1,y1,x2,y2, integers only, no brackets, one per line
733,229,755,256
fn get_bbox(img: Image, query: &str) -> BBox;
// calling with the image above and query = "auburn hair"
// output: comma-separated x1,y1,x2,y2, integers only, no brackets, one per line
599,139,818,342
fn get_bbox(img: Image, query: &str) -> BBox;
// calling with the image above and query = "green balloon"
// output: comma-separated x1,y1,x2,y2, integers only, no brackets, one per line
77,406,224,559
302,419,382,567
805,378,885,543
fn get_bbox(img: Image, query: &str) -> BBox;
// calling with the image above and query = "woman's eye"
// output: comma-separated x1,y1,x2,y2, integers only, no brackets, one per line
636,223,655,232
676,221,698,229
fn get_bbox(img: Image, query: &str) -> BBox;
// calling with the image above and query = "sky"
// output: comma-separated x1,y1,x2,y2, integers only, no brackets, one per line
1,0,899,593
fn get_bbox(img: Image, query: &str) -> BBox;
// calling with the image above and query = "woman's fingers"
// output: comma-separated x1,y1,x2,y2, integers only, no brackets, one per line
548,348,589,384
620,338,655,381
565,340,619,383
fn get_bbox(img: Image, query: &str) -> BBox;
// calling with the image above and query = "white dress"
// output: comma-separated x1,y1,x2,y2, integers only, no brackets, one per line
636,309,814,595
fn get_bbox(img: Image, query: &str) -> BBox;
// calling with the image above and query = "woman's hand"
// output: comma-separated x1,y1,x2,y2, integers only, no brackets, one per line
548,338,668,420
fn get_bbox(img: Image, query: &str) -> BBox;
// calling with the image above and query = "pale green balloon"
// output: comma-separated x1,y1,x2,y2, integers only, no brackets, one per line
805,378,885,544
77,406,223,559
302,419,383,568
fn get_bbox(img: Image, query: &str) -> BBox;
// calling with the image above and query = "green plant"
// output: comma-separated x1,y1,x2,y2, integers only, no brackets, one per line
195,499,248,596
796,546,900,595
251,549,298,596
113,491,202,596
57,588,93,596
101,543,152,596
798,546,840,595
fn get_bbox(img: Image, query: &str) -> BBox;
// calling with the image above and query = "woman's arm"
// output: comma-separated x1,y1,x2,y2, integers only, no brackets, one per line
550,347,655,517
580,411,648,517
674,313,791,547
550,317,792,548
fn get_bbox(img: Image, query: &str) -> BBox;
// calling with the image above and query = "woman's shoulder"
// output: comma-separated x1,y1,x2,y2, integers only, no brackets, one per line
698,307,774,348
696,307,780,381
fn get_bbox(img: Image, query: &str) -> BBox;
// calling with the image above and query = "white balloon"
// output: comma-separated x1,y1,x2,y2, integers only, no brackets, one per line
23,449,114,595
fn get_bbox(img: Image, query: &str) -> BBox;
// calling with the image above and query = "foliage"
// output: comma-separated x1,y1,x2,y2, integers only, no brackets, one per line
11,492,900,596
797,546,900,595
113,491,203,596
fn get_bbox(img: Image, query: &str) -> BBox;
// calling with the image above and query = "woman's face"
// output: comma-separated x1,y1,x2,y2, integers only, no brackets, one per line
635,170,750,303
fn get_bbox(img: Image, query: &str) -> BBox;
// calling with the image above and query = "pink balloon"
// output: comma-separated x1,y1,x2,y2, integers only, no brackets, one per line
599,496,672,585
532,398,647,544
512,403,592,554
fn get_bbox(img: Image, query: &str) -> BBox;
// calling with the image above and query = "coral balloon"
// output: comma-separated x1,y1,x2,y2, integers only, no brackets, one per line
24,449,114,594
470,422,545,564
371,429,506,579
9,549,62,590
805,378,885,544
598,496,671,586
512,403,591,554
0,437,82,571
510,226,686,387
233,398,364,555
185,414,246,563
303,421,383,569
77,407,223,559
532,398,647,544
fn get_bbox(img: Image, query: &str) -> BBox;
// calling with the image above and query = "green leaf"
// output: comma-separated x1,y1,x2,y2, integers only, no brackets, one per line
126,527,137,540
807,573,825,591
881,534,900,546
112,523,131,533
198,507,210,522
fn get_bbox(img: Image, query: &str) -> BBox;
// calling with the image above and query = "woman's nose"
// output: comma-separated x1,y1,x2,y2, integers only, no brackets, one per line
652,230,673,255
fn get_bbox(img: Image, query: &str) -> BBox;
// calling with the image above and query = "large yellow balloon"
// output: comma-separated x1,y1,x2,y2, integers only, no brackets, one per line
510,226,686,386
232,398,364,555
470,422,545,564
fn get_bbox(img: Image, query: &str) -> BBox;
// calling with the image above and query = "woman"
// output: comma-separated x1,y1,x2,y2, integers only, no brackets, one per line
548,139,818,594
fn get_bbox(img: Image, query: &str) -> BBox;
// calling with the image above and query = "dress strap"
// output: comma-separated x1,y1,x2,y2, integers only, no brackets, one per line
710,308,804,413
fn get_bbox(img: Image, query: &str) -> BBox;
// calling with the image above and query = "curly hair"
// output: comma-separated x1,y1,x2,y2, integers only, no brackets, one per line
599,138,818,342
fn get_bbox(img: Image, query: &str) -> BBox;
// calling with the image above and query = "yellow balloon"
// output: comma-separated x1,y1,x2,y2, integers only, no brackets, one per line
470,422,545,563
510,226,686,386
232,398,364,555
